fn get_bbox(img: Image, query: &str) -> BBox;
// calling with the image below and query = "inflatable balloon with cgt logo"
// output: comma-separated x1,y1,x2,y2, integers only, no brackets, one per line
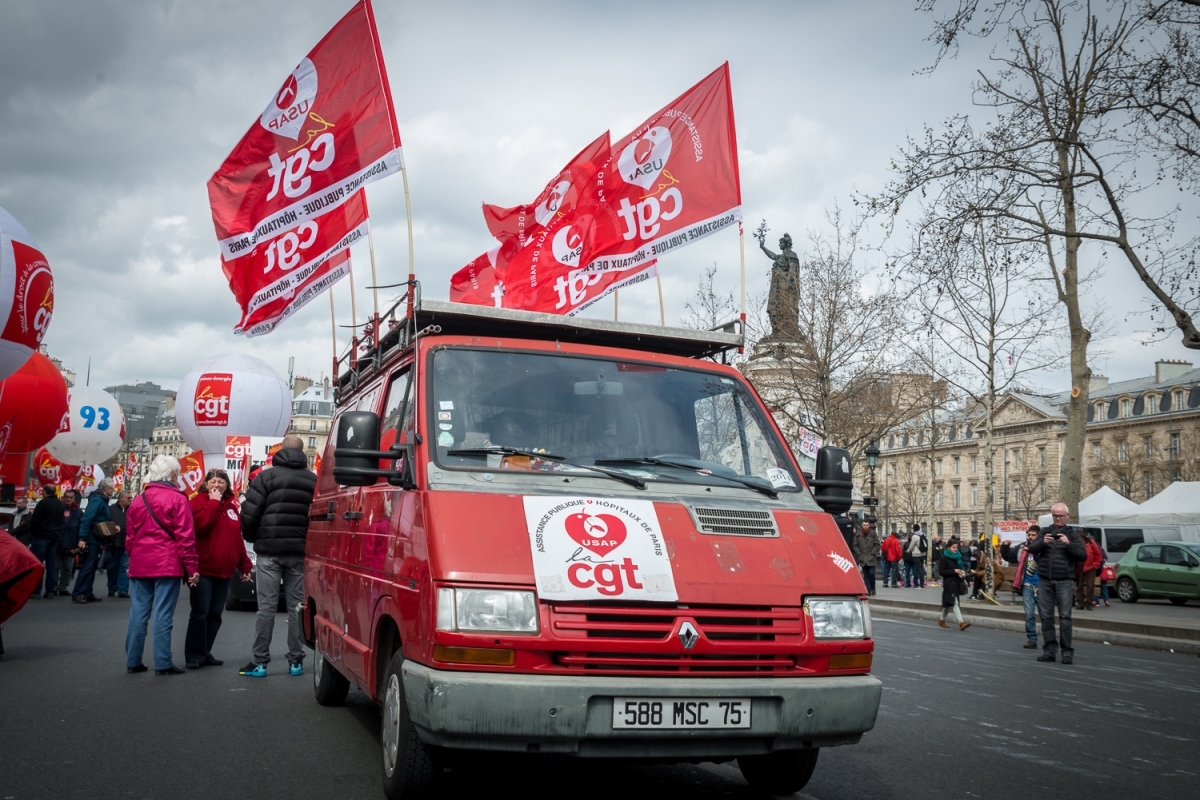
175,354,291,474
45,386,126,467
0,206,55,381
0,352,70,495
32,446,80,486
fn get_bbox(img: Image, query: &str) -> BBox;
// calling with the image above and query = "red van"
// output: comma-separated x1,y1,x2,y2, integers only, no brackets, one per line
303,294,881,798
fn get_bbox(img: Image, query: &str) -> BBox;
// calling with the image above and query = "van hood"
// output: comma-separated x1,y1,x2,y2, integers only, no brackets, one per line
425,492,865,605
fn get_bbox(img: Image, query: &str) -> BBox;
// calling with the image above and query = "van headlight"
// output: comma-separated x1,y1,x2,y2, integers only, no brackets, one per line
805,597,871,639
437,587,539,634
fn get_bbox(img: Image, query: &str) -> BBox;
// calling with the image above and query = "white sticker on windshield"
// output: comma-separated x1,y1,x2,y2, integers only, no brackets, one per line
523,496,678,602
437,431,454,447
439,423,453,431
440,401,454,410
766,468,796,489
438,411,452,421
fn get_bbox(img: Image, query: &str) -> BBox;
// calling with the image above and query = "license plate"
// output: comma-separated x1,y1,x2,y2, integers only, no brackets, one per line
611,697,751,729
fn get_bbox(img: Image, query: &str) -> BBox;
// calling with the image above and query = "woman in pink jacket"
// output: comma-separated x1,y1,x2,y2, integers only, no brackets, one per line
124,455,200,675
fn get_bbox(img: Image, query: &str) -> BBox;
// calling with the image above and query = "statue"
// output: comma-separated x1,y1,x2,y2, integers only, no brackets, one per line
756,227,802,343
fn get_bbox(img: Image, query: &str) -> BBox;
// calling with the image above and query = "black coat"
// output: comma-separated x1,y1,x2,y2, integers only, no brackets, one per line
109,503,129,548
30,495,65,541
1026,525,1086,581
241,448,317,557
938,553,966,608
58,505,81,550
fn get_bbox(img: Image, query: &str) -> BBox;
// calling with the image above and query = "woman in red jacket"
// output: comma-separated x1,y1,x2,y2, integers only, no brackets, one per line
1076,531,1104,611
184,469,252,668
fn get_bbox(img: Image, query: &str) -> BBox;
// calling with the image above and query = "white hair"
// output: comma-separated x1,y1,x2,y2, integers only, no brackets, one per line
97,478,114,492
147,455,181,482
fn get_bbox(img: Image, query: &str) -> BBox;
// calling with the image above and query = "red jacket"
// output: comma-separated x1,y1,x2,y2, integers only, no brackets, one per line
881,535,903,561
1084,539,1104,573
190,493,253,579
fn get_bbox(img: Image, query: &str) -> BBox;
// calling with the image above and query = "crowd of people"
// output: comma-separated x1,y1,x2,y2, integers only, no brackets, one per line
849,502,1101,664
1,435,316,675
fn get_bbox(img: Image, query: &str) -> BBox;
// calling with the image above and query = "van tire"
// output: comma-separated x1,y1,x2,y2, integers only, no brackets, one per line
737,748,819,794
1116,577,1139,603
381,649,439,799
313,646,350,707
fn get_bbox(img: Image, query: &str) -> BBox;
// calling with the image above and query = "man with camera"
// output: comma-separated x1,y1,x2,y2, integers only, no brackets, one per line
1026,503,1086,665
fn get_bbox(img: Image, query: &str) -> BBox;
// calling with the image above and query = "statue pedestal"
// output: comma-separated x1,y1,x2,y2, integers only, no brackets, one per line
748,338,807,363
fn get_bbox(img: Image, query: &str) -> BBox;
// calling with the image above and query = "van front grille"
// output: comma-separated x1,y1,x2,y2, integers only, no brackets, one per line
690,505,779,537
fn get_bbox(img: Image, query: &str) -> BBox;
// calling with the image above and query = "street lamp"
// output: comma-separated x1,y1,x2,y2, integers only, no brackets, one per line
864,441,880,526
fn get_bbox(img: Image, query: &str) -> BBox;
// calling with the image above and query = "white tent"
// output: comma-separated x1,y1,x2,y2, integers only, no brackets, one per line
1037,485,1140,528
1106,481,1200,525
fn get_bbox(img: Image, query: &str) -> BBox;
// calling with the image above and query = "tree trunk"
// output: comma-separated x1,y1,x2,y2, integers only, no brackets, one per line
983,346,996,598
1056,150,1091,521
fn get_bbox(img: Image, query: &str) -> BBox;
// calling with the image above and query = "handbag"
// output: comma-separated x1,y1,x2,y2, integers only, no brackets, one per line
1100,565,1116,582
92,521,118,543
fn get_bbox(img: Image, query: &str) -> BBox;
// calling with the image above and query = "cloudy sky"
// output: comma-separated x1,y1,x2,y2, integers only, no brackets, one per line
1,0,1194,397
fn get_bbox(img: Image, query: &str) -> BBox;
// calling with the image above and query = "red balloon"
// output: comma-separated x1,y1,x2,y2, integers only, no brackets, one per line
0,352,69,485
0,451,30,488
31,446,79,486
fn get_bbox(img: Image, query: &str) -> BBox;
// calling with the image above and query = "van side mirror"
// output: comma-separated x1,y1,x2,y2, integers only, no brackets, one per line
811,446,854,515
332,411,419,490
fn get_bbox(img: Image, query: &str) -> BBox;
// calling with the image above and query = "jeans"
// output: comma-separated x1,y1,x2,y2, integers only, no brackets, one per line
106,548,129,595
55,550,75,592
252,554,305,666
1022,582,1039,643
185,576,231,664
903,561,918,586
884,560,901,586
915,559,927,587
1038,578,1075,658
941,598,963,624
72,545,100,599
28,539,57,596
861,565,877,593
1100,581,1110,602
126,577,183,670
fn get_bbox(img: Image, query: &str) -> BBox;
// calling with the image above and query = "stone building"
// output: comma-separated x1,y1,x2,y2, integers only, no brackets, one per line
875,360,1200,537
289,377,334,467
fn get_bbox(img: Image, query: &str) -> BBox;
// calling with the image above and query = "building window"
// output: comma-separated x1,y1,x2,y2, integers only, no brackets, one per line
937,522,945,536
1175,391,1185,411
1146,394,1157,414
1096,401,1105,418
971,521,979,537
954,457,960,475
1144,437,1154,458
1012,480,1021,505
907,463,913,480
937,489,944,509
903,433,909,447
308,437,316,448
1038,478,1046,502
953,485,960,508
1012,449,1021,471
310,403,317,415
1145,471,1154,498
1093,442,1101,463
971,484,978,506
1121,398,1131,417
1119,476,1129,496
1117,441,1127,461
309,419,317,431
1169,432,1181,454
888,434,895,448
1038,447,1046,467
937,459,943,476
972,457,978,473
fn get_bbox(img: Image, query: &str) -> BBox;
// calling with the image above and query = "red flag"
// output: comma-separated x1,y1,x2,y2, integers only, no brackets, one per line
482,131,610,250
176,451,206,499
227,191,369,336
208,0,400,325
449,239,519,307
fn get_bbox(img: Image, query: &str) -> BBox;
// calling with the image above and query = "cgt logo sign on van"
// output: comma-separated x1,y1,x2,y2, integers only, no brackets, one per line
523,496,677,602
193,373,233,427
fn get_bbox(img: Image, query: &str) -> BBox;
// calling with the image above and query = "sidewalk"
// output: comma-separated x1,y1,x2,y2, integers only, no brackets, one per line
868,583,1200,654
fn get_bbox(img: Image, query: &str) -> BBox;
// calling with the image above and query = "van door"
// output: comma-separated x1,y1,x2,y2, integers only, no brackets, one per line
351,366,413,679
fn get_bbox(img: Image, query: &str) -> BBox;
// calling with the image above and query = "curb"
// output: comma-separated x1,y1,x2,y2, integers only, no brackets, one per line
873,605,1200,655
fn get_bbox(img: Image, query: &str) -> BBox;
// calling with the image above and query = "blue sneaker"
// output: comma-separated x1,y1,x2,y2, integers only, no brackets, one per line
289,661,303,676
239,662,267,677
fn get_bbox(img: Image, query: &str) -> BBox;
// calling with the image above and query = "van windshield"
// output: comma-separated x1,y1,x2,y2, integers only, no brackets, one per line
430,348,803,494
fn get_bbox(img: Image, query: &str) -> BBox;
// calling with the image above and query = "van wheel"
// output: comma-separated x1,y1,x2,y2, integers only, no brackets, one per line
313,646,349,706
737,748,819,794
381,650,439,799
1169,597,1188,606
1116,577,1139,603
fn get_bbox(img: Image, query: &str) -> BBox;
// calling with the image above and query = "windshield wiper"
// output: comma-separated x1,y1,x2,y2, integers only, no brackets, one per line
447,446,646,489
595,456,778,498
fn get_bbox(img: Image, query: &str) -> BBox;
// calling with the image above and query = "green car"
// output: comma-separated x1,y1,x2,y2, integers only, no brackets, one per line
1115,542,1200,606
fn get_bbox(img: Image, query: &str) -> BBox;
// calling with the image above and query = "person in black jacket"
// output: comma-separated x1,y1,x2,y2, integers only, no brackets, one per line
239,437,317,678
28,487,64,598
1026,502,1087,665
937,538,971,631
56,490,82,596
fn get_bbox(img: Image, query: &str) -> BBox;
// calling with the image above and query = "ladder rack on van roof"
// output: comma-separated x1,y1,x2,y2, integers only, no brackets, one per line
332,280,745,402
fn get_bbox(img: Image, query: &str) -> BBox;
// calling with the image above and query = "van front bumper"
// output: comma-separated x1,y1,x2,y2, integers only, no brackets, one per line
401,661,882,758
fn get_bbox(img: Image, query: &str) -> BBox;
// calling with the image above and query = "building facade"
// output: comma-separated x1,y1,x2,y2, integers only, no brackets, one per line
289,377,334,467
875,360,1200,537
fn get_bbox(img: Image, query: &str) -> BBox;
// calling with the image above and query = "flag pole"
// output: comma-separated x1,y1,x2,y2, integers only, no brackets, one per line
367,224,380,349
738,221,746,354
614,289,619,321
329,290,338,381
348,262,359,369
402,168,415,279
655,271,665,326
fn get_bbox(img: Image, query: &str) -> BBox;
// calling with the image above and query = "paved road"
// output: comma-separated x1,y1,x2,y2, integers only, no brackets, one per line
2,596,1197,800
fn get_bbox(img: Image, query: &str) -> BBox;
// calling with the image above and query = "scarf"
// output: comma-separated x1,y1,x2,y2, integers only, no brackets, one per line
943,549,963,566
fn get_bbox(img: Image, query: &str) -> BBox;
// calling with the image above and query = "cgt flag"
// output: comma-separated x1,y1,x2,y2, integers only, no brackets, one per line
482,131,610,250
208,0,400,330
449,239,519,307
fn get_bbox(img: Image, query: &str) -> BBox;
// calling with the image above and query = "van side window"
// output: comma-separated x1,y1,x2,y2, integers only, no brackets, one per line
1136,545,1162,563
380,370,412,450
1103,528,1144,555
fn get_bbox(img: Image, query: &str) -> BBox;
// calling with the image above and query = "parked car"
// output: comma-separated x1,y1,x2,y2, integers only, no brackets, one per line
1114,542,1200,605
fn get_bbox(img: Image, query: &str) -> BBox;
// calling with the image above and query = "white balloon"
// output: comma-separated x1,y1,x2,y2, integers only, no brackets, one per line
45,387,125,466
175,353,291,466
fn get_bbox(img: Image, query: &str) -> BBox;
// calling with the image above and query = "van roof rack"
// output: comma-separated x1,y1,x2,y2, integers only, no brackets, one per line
334,281,745,399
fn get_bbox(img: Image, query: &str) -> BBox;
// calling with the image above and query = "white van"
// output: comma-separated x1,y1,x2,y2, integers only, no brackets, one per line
1080,525,1185,565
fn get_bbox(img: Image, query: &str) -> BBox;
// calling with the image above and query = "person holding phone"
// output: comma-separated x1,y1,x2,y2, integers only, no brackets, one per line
1026,502,1087,665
